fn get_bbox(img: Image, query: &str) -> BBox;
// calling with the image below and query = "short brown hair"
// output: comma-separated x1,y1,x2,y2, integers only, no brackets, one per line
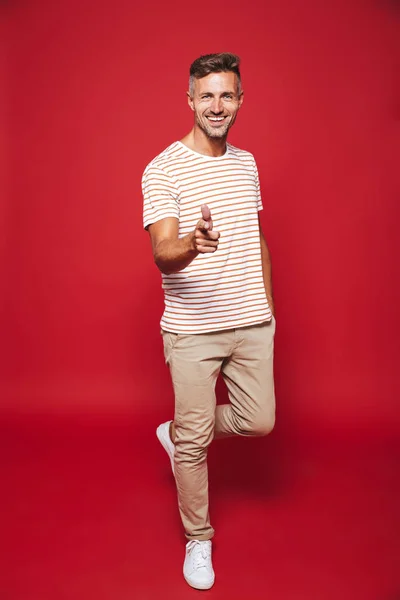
189,52,241,95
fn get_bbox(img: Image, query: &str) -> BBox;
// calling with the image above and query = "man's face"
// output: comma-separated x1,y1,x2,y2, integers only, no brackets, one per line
188,71,243,139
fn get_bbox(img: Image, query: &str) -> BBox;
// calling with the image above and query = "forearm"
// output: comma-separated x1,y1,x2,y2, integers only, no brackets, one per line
154,232,198,275
260,232,274,314
149,210,219,275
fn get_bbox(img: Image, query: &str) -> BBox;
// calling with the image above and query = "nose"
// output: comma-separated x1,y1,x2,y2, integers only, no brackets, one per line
210,97,223,114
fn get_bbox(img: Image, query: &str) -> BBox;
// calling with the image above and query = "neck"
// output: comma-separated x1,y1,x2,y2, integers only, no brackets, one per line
181,126,227,157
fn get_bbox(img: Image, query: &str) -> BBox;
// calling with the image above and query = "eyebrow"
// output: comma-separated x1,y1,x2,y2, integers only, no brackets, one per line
199,90,236,96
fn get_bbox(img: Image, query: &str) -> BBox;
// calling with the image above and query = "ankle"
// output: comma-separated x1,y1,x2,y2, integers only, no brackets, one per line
169,421,176,444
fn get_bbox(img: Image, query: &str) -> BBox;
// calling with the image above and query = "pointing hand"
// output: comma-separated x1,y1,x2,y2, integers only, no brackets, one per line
193,204,220,253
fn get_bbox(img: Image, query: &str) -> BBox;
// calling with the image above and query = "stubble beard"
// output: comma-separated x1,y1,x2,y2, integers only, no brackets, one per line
196,114,233,139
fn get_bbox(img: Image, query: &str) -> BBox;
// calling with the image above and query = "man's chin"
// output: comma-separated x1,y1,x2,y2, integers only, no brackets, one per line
207,131,227,139
204,125,230,139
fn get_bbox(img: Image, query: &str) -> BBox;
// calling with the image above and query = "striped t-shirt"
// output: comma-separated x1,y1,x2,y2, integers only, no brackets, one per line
142,140,272,334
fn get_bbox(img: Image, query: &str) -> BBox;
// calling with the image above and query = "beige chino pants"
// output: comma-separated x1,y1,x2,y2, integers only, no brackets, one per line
162,318,276,541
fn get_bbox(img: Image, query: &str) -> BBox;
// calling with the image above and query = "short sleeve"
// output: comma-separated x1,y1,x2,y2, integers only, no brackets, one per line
252,157,263,212
142,165,179,230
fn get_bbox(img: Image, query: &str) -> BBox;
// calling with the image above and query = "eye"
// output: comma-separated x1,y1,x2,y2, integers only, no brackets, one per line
223,94,233,100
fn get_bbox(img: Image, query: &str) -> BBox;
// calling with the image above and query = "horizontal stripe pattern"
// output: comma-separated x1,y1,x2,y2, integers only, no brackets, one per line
142,141,271,333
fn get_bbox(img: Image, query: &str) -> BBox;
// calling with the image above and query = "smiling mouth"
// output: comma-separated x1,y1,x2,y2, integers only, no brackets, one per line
206,116,227,124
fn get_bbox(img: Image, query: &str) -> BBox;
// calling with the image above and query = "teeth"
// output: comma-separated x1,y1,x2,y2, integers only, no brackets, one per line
208,117,224,121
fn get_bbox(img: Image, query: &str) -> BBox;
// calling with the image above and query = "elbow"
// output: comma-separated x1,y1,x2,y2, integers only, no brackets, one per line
154,255,175,276
159,266,174,275
155,258,168,275
153,243,172,275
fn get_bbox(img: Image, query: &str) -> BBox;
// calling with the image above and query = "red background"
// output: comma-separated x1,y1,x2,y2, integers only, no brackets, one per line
3,0,399,438
1,1,399,598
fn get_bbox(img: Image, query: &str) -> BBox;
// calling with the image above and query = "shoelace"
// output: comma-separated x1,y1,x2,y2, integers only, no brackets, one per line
187,541,211,570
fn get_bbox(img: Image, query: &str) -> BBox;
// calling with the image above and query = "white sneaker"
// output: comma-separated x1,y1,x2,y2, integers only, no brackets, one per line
183,540,215,590
156,421,175,475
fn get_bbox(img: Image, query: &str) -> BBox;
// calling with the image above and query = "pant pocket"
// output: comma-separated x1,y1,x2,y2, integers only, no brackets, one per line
161,330,180,364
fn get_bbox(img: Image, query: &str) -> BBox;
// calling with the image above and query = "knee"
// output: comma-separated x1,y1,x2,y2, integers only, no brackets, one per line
240,410,275,437
254,412,275,436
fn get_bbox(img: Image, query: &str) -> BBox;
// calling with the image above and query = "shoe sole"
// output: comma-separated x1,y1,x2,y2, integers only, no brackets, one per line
156,423,175,476
184,575,215,590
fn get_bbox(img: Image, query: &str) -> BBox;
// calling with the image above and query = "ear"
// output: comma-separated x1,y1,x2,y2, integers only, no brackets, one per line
187,91,195,112
238,90,244,109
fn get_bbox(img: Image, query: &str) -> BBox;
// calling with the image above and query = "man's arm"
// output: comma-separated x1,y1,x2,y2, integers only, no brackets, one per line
259,216,275,316
148,205,220,275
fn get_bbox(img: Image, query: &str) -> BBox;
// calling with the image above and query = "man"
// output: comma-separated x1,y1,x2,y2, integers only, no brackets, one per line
142,53,276,590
